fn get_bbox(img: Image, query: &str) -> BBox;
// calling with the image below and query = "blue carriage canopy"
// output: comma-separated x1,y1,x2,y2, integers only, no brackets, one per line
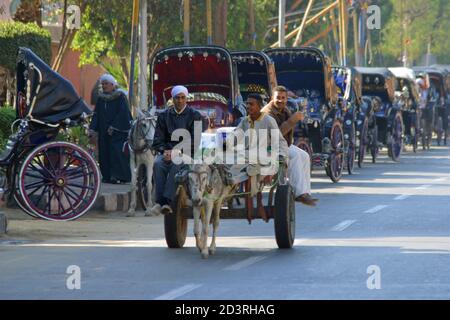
413,66,448,97
15,47,91,124
231,50,277,101
353,67,396,102
263,47,337,105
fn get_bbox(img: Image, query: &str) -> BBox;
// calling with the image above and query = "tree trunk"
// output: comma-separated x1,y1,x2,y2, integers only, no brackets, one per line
213,0,227,46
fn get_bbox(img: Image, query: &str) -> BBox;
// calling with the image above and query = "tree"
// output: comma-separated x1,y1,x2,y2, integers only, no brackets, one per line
0,21,51,106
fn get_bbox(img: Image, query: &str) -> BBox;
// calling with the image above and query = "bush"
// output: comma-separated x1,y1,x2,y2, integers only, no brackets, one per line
0,21,51,72
0,105,16,150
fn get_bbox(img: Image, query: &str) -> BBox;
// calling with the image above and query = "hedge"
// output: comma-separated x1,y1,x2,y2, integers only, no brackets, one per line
0,106,16,150
0,21,51,72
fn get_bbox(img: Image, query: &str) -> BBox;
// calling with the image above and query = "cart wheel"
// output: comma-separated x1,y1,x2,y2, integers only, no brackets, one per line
357,118,368,168
18,141,100,221
164,184,188,248
388,112,403,162
346,123,356,175
326,121,344,183
13,164,39,218
370,124,379,163
274,184,295,249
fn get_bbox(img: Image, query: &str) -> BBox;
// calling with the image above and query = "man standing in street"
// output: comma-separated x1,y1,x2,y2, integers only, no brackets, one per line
262,85,318,206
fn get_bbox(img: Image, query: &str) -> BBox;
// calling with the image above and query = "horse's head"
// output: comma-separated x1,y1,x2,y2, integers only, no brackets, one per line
187,164,211,206
130,109,157,150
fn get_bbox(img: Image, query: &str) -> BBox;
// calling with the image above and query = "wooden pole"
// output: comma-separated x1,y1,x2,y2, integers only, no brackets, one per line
293,0,315,47
206,0,212,45
129,0,140,112
138,0,148,111
352,10,360,66
329,8,339,63
184,0,190,45
278,0,286,47
270,0,339,48
248,0,256,49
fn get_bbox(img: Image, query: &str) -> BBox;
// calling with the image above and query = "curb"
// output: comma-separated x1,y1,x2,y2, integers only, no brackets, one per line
0,212,7,235
0,189,141,214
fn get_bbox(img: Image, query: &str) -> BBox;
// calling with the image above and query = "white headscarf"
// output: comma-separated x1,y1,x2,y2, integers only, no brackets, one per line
171,85,189,98
100,73,118,86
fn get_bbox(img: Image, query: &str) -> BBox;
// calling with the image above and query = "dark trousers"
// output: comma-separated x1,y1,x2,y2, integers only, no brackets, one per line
153,155,181,206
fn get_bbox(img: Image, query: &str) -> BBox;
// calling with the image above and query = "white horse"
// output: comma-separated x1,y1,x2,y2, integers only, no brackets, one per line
127,107,159,217
187,164,235,259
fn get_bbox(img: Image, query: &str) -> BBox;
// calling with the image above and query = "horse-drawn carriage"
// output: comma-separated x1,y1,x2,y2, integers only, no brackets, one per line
388,67,421,152
231,50,277,105
332,66,366,172
150,46,296,255
414,66,449,146
264,47,344,183
353,67,403,162
0,48,100,220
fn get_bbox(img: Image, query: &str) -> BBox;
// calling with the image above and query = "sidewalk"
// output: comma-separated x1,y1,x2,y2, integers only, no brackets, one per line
91,182,135,213
1,182,136,214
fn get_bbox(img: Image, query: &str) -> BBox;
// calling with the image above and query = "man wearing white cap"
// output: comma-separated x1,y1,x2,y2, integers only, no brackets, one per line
152,85,204,214
90,73,132,184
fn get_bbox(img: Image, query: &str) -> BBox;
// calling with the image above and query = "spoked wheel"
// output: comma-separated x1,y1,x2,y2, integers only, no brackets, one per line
325,121,344,183
435,115,443,146
369,124,379,163
18,141,100,221
164,184,188,248
296,139,313,174
274,184,295,249
357,118,369,168
388,112,403,162
345,123,356,175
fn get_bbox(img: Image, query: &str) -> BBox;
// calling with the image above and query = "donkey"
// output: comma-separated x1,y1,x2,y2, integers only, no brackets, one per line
187,163,235,259
127,107,159,217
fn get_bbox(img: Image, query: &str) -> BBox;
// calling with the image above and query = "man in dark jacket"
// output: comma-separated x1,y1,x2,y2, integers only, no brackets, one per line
152,85,204,214
89,74,132,184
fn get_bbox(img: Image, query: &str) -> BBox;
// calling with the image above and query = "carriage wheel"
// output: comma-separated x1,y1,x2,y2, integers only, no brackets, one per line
18,141,100,221
164,184,188,248
296,139,313,174
345,123,356,175
13,160,39,218
388,112,403,162
274,184,295,249
326,121,344,183
357,118,369,168
370,124,379,163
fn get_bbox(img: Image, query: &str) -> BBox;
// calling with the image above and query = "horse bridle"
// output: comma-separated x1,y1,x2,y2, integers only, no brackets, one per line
128,115,157,154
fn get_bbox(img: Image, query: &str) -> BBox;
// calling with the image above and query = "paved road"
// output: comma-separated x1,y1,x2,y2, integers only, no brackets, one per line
1,145,450,300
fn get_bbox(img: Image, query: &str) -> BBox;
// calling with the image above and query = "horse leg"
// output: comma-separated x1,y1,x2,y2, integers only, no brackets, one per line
209,199,222,256
193,206,203,251
127,153,137,217
201,200,213,259
145,156,156,216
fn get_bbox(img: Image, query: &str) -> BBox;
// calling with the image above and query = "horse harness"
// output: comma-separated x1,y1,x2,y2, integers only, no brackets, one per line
128,115,157,155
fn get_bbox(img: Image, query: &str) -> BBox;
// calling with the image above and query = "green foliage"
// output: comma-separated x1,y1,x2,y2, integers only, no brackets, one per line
0,105,16,150
0,21,51,72
381,0,450,66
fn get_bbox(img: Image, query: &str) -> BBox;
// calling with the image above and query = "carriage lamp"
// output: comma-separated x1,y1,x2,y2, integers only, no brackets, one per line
344,134,349,140
177,52,183,60
203,52,208,59
345,120,352,126
64,118,71,126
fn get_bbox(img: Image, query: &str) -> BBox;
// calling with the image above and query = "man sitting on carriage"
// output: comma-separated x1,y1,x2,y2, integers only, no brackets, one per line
261,85,318,206
152,85,205,215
